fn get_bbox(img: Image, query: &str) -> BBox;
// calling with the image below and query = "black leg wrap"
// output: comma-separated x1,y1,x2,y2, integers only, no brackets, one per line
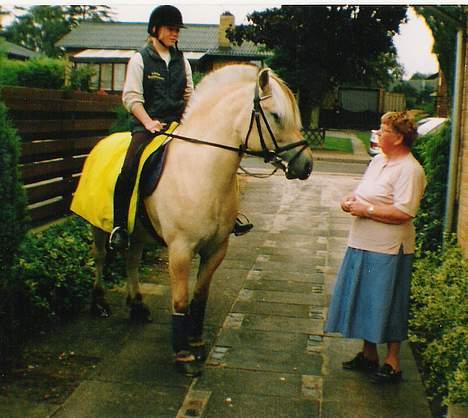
189,299,207,341
189,299,207,361
171,313,190,353
172,312,203,377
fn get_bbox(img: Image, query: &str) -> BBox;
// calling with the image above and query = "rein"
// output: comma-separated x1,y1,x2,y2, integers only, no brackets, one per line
155,77,309,174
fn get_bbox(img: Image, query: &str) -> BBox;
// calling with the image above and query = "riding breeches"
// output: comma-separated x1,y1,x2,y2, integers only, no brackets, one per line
113,130,154,230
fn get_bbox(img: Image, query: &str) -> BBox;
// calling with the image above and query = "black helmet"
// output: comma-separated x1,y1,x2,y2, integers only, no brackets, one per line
147,5,185,35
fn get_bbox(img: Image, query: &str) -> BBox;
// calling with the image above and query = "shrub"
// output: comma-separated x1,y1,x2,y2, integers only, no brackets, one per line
109,104,132,133
68,64,96,92
410,236,467,406
0,56,65,89
0,99,29,370
14,216,95,322
16,57,65,89
413,123,450,251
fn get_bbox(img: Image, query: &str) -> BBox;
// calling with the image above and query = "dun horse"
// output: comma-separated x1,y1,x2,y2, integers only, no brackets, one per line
78,64,314,376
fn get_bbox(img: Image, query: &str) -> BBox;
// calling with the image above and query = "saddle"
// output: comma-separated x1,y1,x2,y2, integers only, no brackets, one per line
71,123,177,234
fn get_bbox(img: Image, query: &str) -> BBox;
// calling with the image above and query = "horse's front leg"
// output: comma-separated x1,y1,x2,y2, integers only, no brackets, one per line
189,239,229,361
126,239,152,323
168,241,202,377
90,228,112,318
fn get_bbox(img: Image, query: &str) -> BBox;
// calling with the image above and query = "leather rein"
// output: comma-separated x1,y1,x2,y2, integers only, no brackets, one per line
156,82,309,174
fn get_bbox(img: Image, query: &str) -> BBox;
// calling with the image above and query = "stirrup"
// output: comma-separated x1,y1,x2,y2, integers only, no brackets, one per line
108,226,129,251
233,214,253,236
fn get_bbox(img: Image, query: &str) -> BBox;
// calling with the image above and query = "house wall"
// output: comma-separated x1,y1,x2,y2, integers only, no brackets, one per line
457,17,468,257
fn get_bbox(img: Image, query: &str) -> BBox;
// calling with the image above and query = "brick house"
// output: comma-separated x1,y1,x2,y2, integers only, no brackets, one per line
55,12,271,92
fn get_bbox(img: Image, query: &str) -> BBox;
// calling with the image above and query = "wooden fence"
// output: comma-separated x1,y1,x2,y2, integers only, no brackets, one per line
1,86,121,226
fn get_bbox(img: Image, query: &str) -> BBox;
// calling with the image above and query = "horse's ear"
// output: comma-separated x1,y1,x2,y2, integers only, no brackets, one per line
258,68,271,95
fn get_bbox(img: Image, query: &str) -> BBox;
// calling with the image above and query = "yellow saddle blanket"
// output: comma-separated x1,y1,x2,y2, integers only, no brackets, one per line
70,122,177,233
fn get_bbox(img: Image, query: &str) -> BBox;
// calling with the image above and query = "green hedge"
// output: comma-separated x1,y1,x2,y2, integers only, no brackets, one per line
410,237,467,406
0,99,29,370
0,56,94,91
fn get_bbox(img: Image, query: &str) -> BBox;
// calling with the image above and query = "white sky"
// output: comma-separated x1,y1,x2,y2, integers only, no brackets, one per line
2,1,440,79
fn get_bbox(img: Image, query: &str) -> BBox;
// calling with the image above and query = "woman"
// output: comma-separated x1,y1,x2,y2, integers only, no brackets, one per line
109,5,193,250
109,5,252,250
324,111,426,383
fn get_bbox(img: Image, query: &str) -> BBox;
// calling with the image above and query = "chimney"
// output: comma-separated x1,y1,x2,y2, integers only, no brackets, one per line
218,11,234,48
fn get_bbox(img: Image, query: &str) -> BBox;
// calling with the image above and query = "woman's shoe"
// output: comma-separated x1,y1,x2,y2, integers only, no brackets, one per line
342,352,379,373
371,363,402,384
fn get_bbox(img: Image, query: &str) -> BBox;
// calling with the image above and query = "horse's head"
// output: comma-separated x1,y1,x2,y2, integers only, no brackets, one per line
247,68,314,180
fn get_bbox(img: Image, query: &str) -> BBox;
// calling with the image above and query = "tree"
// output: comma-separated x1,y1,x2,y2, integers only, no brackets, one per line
4,5,114,57
228,5,407,127
414,6,464,106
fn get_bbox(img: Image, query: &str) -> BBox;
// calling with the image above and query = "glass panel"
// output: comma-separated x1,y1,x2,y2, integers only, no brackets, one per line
100,63,112,90
113,63,126,91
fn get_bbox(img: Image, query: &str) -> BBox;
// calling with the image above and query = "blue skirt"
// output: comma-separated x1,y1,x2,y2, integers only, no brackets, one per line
324,247,414,344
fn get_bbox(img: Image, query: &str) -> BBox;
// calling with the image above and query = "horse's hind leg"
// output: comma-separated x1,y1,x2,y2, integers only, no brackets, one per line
91,228,112,317
189,240,229,361
126,238,152,323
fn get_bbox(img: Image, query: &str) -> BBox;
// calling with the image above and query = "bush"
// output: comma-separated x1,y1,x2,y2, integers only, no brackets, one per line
16,57,65,89
68,64,96,92
0,99,29,370
109,104,132,133
14,216,95,322
413,123,450,251
410,236,467,406
0,56,65,89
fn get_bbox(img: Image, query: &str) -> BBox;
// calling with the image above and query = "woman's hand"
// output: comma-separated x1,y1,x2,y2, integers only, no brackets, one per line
348,201,369,217
144,119,166,134
341,194,356,213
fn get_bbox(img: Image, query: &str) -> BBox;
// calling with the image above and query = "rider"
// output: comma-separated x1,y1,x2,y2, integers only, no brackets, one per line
109,5,253,251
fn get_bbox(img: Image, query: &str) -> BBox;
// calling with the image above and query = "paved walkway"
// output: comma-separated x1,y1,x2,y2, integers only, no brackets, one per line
1,133,432,417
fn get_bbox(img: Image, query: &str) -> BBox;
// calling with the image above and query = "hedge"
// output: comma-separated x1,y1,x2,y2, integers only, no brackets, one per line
410,237,467,406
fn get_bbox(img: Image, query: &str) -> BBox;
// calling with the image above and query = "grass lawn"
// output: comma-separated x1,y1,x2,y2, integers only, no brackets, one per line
310,135,353,153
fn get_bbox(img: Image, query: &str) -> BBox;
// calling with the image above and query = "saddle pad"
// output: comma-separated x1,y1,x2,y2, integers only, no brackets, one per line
70,122,177,233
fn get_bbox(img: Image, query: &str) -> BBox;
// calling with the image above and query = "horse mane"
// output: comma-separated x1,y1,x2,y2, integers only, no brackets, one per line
183,64,301,130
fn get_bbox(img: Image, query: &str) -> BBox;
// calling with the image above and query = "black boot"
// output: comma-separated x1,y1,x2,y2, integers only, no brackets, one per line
109,171,132,251
172,313,202,377
109,226,129,251
189,299,207,361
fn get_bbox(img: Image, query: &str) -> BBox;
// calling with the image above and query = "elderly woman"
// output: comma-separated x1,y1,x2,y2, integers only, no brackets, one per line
324,111,426,383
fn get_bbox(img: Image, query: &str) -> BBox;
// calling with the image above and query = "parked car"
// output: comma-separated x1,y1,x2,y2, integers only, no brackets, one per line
368,117,448,157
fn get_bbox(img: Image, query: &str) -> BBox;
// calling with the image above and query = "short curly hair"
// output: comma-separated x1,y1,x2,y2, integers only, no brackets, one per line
381,111,418,148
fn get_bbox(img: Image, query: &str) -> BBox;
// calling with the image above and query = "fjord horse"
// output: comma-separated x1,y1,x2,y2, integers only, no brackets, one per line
89,64,314,375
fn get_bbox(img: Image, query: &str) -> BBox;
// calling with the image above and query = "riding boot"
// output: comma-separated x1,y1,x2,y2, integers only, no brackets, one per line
109,171,132,251
172,313,202,377
109,132,152,251
189,299,207,361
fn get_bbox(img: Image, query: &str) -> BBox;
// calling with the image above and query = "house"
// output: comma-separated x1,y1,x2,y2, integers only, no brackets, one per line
0,37,39,60
56,12,271,92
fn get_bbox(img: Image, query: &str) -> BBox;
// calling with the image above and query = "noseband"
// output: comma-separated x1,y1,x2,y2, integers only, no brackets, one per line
156,79,309,174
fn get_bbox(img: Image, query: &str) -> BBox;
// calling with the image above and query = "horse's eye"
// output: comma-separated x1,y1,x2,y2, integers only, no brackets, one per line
271,112,281,124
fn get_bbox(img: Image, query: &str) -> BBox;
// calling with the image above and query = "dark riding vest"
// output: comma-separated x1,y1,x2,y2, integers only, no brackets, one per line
131,43,187,133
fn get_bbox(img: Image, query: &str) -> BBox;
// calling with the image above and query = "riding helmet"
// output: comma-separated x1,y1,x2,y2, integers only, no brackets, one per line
147,5,185,35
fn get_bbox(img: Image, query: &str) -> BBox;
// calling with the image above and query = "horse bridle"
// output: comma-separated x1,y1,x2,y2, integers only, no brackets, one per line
156,79,309,174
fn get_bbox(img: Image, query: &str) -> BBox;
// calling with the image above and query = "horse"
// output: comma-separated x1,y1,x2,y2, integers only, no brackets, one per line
86,64,314,376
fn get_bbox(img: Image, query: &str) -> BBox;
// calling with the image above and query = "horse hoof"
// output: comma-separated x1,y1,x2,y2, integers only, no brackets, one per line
189,341,207,362
90,303,112,318
129,303,153,323
174,354,203,377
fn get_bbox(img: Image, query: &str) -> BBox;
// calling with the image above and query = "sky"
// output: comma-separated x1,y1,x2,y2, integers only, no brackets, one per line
2,1,440,79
